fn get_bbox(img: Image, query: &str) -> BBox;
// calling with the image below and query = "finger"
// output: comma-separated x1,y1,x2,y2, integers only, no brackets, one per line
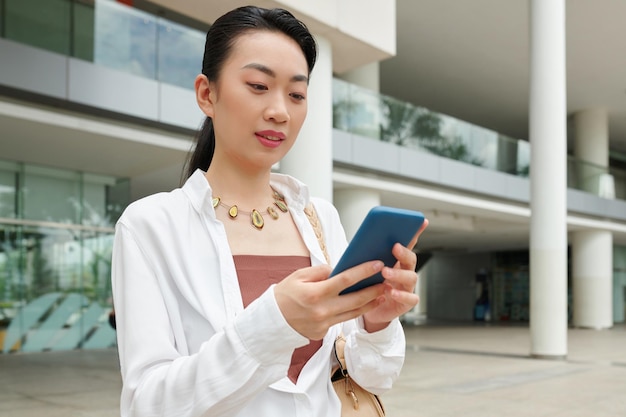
290,264,332,283
392,243,417,271
406,218,429,251
387,287,420,308
382,267,417,291
332,296,384,325
327,260,384,295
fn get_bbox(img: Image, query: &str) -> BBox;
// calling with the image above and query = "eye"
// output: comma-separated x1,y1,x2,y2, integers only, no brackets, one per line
290,92,306,102
247,83,267,92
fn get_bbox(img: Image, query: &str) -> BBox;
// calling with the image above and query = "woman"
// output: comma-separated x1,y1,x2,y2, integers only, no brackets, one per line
111,6,427,417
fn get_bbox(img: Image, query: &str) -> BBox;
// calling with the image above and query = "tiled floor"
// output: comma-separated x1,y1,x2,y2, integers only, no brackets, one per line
386,323,626,417
1,322,625,416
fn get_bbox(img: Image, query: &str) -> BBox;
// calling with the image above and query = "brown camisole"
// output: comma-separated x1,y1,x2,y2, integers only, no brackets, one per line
233,255,323,384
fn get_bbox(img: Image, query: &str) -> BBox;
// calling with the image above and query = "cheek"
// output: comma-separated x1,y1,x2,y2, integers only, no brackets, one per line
291,104,308,126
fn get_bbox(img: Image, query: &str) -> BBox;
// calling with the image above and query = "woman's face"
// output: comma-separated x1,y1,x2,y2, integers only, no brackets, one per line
200,30,310,173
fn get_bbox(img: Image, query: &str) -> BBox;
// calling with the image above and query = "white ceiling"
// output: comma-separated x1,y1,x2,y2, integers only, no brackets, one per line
380,0,626,155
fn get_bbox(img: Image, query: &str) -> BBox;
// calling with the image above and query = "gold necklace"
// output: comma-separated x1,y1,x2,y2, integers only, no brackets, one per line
212,189,288,230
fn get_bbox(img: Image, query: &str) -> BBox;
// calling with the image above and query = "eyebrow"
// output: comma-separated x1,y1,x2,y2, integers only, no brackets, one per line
241,63,309,84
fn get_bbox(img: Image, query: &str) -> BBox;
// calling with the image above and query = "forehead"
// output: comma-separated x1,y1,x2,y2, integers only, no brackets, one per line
227,30,308,76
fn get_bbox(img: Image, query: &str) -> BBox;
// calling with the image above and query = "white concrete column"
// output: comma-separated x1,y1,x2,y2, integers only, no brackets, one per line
572,230,613,328
574,108,609,166
573,108,611,195
333,188,381,240
281,36,333,202
528,0,568,358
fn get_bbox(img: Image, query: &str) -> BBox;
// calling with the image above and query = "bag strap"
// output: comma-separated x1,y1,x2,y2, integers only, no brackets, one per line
304,202,331,265
333,334,349,378
305,205,350,377
304,203,346,373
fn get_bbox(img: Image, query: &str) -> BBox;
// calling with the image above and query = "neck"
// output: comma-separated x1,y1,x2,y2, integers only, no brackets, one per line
205,164,274,209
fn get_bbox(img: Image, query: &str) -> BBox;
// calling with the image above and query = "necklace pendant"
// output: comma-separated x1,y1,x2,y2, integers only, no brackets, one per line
212,197,220,208
251,209,264,229
274,199,288,213
228,205,238,219
267,206,279,220
273,189,285,201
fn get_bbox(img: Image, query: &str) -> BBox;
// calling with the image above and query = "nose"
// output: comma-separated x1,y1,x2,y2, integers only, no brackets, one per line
263,94,290,123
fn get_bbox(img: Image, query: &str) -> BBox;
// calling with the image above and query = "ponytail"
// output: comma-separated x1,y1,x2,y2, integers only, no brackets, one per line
182,117,216,183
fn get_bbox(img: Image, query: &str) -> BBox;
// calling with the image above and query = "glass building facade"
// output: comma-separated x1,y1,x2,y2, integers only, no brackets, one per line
0,0,206,90
0,0,202,353
0,160,129,352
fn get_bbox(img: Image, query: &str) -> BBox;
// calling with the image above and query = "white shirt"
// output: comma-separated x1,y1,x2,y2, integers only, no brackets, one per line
111,169,406,417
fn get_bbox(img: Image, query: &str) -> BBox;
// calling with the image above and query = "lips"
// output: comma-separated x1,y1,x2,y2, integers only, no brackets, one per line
255,130,286,148
259,134,281,141
256,130,286,141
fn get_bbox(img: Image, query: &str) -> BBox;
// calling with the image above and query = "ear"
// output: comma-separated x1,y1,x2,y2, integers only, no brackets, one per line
195,74,216,118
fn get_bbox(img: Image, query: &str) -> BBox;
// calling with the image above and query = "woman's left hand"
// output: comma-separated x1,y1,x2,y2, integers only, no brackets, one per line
362,219,428,332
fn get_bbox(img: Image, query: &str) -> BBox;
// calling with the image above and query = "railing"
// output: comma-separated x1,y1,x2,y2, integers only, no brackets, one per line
568,157,625,199
0,0,206,90
333,78,625,200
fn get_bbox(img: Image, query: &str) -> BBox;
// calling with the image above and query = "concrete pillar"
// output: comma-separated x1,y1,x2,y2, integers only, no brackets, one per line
573,109,611,196
572,230,613,328
574,108,609,165
281,36,333,202
528,0,568,358
333,188,381,240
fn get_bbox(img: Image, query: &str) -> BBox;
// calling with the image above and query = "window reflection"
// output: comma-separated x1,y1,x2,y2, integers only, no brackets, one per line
333,78,532,177
94,0,157,79
157,19,205,89
0,160,127,353
1,0,206,90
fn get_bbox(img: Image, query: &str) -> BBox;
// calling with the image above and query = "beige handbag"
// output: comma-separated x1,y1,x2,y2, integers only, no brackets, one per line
332,334,386,416
304,204,386,417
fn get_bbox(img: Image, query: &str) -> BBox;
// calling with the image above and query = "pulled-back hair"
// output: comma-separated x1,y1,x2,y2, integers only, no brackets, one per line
182,6,317,181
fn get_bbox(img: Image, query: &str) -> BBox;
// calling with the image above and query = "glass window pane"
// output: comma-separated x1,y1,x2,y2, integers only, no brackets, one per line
83,173,117,227
0,0,5,38
23,165,80,224
332,78,352,131
23,226,75,300
0,224,22,342
0,161,18,219
157,18,204,89
81,231,113,306
105,178,130,225
5,0,71,55
94,0,157,79
72,0,95,61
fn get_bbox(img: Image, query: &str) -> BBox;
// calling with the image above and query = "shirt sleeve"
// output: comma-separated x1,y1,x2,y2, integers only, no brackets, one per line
341,318,406,396
112,222,308,417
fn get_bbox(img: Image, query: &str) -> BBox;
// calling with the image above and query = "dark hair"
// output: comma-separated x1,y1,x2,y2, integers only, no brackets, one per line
182,6,317,181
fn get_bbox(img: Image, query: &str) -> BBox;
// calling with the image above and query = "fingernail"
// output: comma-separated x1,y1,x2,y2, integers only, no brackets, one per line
373,261,384,270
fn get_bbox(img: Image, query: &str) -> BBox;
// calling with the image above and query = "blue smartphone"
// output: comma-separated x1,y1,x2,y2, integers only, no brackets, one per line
331,206,425,295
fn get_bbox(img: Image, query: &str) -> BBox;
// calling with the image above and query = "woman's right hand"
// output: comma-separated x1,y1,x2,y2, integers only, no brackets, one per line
273,261,387,340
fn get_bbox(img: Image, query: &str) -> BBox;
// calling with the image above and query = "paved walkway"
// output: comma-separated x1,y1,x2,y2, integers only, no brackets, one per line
1,322,625,416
